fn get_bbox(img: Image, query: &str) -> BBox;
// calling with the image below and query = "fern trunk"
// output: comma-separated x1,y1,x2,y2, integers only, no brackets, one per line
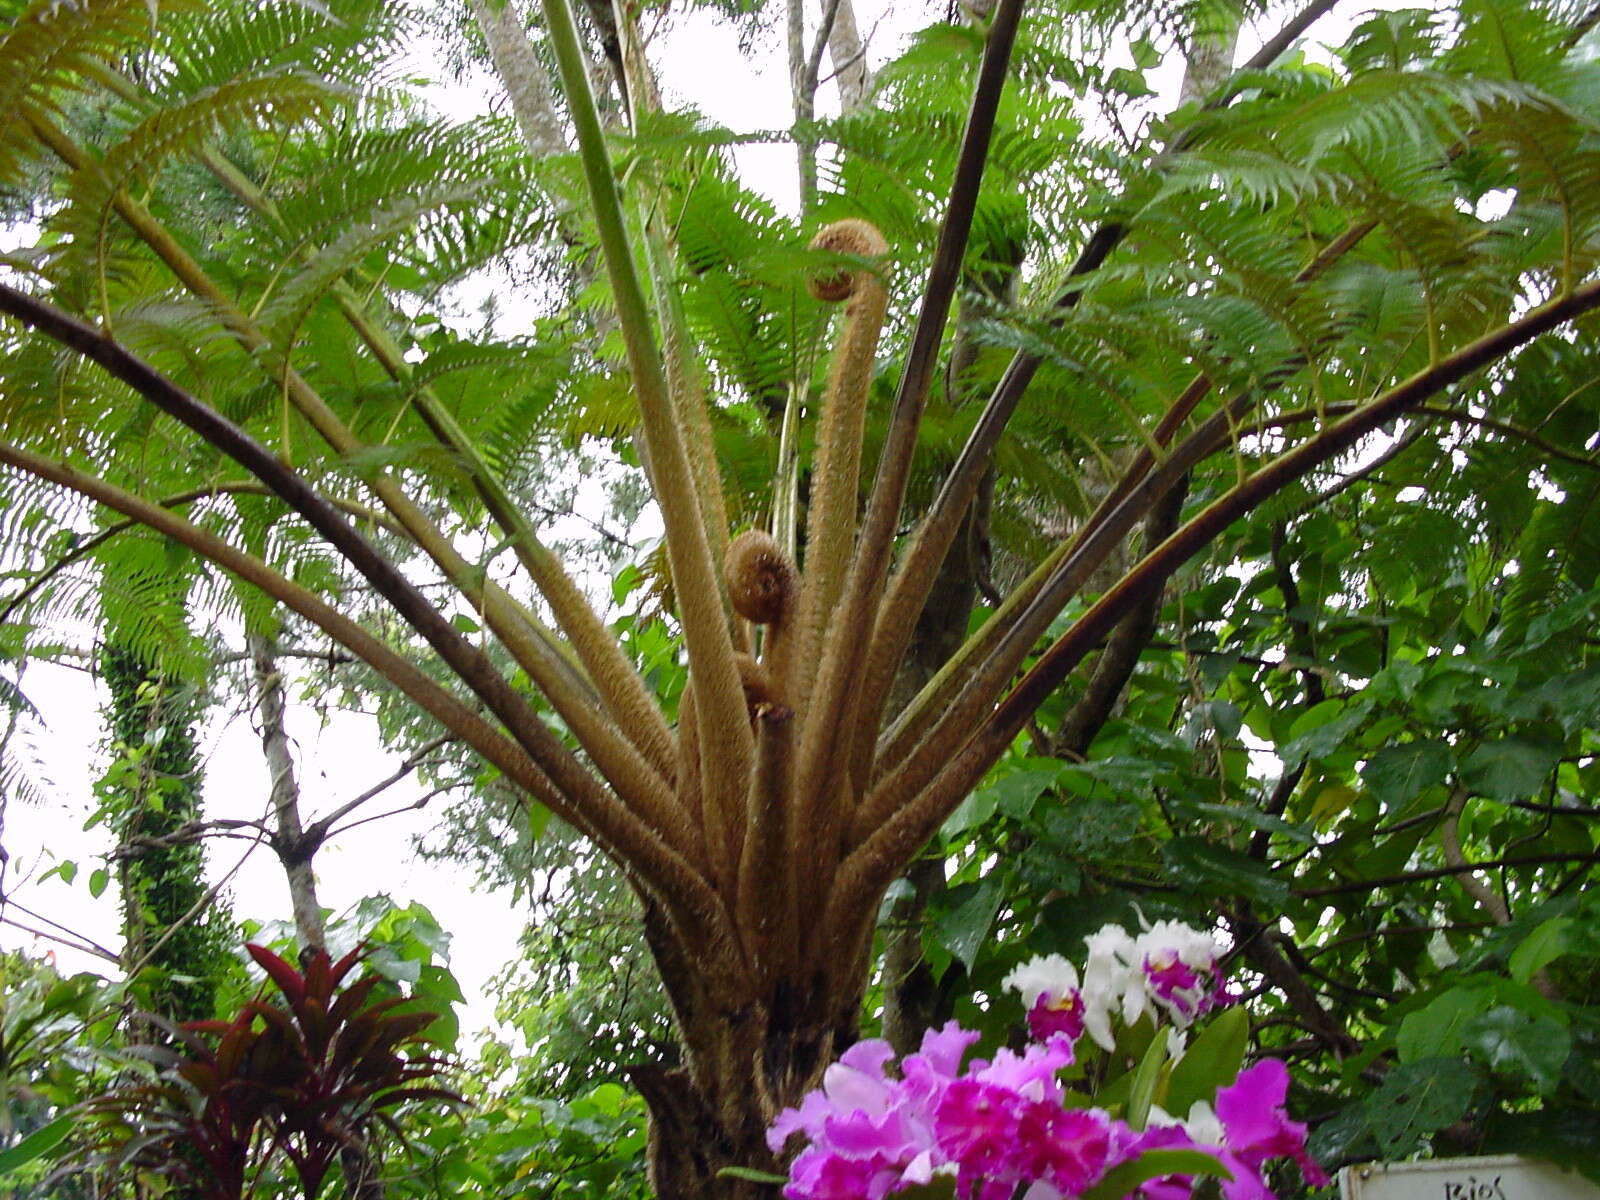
629,898,868,1198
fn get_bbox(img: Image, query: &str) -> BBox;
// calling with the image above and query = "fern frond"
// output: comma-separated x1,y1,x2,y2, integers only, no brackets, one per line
0,0,202,184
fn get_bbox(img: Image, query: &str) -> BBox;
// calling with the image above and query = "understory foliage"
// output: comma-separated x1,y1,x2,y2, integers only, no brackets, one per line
1,0,1599,1194
64,943,458,1200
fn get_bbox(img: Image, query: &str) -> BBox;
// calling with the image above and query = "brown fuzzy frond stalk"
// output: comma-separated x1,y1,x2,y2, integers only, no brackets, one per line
695,653,780,900
737,702,797,987
735,652,779,718
786,219,890,720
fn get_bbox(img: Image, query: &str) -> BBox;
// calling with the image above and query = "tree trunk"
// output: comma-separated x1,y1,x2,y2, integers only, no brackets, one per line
825,0,871,113
103,642,228,1023
1178,11,1239,104
470,0,568,159
248,633,326,951
631,899,870,1197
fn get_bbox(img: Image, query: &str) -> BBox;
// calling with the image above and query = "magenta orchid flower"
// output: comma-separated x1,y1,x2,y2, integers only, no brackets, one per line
772,922,1323,1200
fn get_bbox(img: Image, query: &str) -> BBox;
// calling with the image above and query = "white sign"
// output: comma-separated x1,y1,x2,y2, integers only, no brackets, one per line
1340,1155,1600,1200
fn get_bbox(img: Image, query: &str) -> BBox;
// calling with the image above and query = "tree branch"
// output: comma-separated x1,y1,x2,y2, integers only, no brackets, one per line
1295,849,1600,898
0,284,712,893
0,481,403,627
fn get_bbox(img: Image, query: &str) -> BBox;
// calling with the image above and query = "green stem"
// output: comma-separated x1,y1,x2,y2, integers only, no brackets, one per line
540,0,753,845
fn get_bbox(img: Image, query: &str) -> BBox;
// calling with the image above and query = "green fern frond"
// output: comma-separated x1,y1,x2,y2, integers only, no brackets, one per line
151,0,415,100
56,73,345,269
0,0,202,184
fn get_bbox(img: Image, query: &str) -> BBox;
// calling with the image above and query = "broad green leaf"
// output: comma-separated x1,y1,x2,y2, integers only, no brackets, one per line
1462,1007,1570,1094
933,879,1003,972
580,1083,630,1117
942,790,998,837
1165,1007,1250,1117
1160,839,1288,905
1307,782,1358,825
1280,701,1368,769
1187,802,1313,844
1365,1057,1479,1158
1462,737,1561,800
1183,699,1243,742
1482,1109,1600,1184
1509,917,1574,984
979,763,1067,821
0,1116,73,1175
1127,1025,1170,1131
1397,985,1495,1062
1361,740,1452,810
88,867,109,898
716,1166,789,1184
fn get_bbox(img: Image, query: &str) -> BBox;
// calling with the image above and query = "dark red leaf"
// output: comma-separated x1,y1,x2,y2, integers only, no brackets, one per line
246,944,307,1007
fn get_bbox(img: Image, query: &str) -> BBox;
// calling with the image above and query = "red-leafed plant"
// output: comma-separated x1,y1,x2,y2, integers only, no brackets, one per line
65,944,461,1200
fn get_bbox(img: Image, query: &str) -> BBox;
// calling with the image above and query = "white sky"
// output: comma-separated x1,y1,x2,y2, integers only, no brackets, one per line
2,0,1380,1036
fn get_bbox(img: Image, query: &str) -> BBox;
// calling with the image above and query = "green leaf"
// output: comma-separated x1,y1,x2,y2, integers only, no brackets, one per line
1184,700,1242,742
0,1115,74,1175
1186,803,1313,844
933,879,1004,972
1365,1057,1479,1157
1509,917,1574,984
941,790,998,837
1462,737,1561,800
1361,740,1452,810
1160,839,1288,905
1126,1027,1169,1132
1462,1007,1571,1094
1280,701,1368,769
716,1166,789,1184
89,867,109,898
1397,985,1495,1062
978,763,1067,821
1307,782,1358,825
1081,1149,1230,1200
1482,1109,1600,1184
1165,1007,1249,1117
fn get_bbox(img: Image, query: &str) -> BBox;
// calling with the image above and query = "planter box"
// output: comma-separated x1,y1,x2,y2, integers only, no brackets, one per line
1340,1154,1600,1200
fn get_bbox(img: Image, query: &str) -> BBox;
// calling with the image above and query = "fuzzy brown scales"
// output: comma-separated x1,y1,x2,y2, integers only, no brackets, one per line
726,529,795,628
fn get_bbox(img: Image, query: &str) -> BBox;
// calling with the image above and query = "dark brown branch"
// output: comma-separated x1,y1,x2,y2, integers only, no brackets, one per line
301,734,456,844
957,277,1600,801
1054,477,1188,758
1231,903,1360,1058
1295,850,1600,898
0,483,401,627
1304,921,1491,960
861,15,1362,712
